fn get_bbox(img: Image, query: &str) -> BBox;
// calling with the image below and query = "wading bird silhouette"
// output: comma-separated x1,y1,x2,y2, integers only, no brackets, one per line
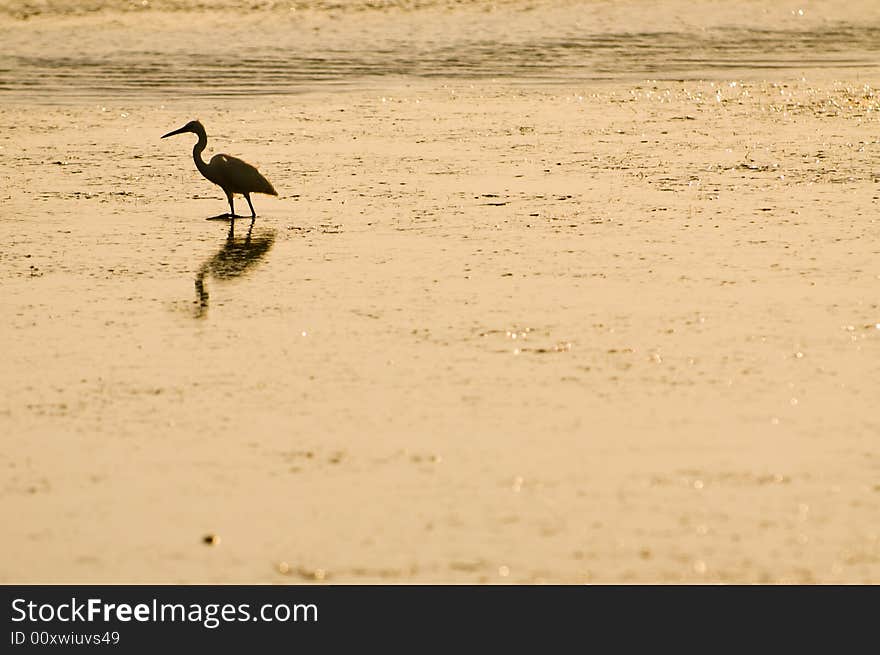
162,120,277,219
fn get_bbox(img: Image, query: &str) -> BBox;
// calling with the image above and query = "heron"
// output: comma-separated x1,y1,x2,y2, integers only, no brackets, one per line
161,120,277,219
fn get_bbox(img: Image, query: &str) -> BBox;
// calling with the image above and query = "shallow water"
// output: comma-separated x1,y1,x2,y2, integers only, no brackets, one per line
2,1,880,584
6,26,880,100
2,1,879,101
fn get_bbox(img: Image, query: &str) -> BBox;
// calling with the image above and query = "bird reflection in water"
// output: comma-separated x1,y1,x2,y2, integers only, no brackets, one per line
194,219,276,318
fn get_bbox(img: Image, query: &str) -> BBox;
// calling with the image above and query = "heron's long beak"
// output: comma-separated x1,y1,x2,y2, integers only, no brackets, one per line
161,126,189,139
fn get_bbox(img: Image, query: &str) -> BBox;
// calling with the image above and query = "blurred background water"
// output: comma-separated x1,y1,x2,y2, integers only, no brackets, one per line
1,0,879,102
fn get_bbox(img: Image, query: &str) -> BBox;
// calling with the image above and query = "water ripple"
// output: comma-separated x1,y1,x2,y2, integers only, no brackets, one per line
2,26,878,101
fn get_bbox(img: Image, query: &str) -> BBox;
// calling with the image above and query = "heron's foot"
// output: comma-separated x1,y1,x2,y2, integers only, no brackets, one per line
206,213,244,221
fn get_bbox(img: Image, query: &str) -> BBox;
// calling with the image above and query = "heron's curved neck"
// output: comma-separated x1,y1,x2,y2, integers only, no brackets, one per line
191,128,210,178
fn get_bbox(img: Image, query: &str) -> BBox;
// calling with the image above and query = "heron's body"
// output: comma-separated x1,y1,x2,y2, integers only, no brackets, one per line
162,120,277,219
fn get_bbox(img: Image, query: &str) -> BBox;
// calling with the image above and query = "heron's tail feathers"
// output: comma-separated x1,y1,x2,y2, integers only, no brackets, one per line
259,178,278,196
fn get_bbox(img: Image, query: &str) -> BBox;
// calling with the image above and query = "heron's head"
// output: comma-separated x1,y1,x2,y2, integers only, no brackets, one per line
161,120,205,139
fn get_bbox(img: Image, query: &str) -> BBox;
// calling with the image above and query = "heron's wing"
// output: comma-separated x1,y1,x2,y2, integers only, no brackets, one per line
209,154,278,196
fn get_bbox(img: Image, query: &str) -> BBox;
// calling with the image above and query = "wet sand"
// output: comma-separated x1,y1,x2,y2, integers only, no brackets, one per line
1,1,880,583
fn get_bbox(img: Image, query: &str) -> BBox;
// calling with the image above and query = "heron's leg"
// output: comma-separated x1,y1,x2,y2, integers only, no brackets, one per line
244,193,257,219
225,190,237,218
